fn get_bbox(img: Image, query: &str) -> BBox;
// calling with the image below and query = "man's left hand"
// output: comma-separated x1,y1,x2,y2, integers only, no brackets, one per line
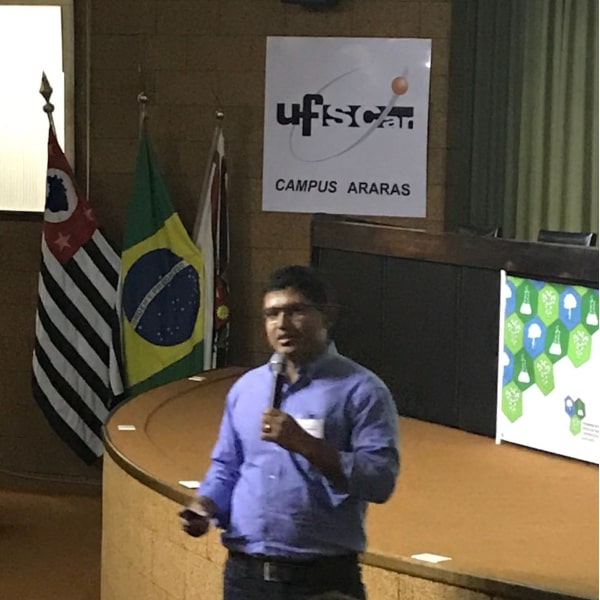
261,408,347,490
261,408,309,453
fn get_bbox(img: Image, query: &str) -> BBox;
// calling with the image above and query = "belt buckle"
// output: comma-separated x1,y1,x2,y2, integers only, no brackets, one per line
263,561,276,582
263,561,292,583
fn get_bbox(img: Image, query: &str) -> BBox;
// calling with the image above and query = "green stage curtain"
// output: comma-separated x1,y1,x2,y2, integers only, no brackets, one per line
447,0,598,241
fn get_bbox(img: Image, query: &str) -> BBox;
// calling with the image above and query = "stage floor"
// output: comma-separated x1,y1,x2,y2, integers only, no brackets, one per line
105,368,599,599
365,416,598,599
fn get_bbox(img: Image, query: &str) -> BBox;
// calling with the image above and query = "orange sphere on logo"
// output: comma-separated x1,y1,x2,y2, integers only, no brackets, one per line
391,76,409,95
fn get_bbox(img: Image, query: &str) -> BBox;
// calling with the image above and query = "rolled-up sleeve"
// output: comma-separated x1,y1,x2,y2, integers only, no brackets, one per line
333,384,400,505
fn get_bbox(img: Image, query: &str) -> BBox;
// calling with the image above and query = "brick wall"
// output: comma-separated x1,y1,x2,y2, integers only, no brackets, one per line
0,0,451,475
102,453,510,600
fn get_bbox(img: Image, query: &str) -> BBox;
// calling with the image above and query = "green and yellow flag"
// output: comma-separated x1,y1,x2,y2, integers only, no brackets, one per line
119,133,205,396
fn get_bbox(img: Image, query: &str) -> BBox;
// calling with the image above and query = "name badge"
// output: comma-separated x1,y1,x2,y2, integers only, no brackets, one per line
296,418,324,439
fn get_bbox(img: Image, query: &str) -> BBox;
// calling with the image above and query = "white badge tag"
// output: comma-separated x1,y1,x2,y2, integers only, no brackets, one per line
296,418,325,439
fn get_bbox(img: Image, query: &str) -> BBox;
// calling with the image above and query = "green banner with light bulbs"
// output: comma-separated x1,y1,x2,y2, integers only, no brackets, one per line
496,271,599,464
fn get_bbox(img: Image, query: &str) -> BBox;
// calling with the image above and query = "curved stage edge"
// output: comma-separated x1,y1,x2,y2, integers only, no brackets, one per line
102,368,598,600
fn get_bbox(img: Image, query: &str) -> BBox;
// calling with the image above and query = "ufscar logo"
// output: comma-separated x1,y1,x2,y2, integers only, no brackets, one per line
274,70,413,162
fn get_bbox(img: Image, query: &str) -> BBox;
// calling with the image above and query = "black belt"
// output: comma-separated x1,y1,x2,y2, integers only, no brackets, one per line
227,550,359,583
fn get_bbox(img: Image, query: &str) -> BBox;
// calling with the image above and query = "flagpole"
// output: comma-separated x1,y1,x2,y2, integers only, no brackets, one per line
34,75,125,462
192,110,224,241
137,91,148,138
39,72,56,134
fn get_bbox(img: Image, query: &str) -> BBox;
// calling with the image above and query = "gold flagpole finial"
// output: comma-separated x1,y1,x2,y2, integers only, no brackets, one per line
137,92,148,139
40,72,53,103
40,72,56,133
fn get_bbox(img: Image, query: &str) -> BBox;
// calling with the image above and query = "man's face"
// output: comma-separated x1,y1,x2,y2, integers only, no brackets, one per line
263,287,329,364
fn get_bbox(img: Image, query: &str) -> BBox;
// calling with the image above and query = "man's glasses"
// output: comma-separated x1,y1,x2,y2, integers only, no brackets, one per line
262,302,319,322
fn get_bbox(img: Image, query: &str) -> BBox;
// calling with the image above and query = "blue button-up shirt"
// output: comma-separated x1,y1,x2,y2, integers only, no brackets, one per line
198,344,400,559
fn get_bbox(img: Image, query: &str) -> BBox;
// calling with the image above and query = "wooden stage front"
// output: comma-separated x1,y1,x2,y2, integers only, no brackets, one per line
103,368,599,600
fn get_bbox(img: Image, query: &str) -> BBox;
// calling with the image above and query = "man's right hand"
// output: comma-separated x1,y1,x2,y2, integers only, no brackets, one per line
179,496,214,538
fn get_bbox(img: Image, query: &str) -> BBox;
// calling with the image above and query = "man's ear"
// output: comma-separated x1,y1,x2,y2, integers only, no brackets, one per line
322,303,339,331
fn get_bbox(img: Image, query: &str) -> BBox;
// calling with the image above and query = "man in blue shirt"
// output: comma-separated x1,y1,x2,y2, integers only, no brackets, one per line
181,265,400,599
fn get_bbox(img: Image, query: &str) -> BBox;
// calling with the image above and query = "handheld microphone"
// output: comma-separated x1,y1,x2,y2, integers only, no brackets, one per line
269,353,285,410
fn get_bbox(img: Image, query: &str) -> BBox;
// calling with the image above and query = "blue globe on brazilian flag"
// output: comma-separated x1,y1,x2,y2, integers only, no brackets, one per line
120,133,205,397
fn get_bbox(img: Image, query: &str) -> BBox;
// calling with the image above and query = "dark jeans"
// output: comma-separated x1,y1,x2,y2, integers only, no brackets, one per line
223,552,367,600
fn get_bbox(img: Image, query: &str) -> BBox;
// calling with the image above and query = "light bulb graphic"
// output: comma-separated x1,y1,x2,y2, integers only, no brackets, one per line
563,293,577,320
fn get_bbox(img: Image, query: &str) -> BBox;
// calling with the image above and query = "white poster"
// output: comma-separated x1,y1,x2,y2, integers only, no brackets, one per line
262,37,431,217
496,271,600,464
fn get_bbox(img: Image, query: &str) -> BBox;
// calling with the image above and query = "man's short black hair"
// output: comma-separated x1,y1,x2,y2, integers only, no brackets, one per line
263,265,336,311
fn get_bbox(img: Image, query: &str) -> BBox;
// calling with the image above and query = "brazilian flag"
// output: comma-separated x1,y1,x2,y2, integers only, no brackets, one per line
119,132,205,396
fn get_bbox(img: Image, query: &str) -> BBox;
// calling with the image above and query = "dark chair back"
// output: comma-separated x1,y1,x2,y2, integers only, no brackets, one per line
457,225,503,238
537,229,597,247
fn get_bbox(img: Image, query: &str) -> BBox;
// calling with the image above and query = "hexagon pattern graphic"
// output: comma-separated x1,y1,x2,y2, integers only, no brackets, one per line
502,277,598,426
564,396,587,436
502,382,523,423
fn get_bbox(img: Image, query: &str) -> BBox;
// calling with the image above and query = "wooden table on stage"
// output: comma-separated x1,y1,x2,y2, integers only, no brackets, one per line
104,368,599,600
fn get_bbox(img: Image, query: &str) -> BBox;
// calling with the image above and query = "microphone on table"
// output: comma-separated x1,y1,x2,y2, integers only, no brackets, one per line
269,353,285,410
